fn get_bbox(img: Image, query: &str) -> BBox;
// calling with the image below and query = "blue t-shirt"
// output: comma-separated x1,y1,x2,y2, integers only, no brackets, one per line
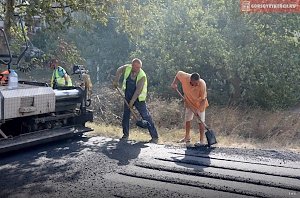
57,66,66,77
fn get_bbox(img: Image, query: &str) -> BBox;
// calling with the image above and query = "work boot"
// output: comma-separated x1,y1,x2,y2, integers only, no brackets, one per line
119,135,129,141
148,138,159,144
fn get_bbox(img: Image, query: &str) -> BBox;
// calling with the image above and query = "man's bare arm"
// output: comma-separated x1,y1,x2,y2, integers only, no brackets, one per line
113,65,127,86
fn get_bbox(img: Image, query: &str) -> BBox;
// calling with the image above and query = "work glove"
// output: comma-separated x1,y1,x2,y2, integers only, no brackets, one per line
129,100,135,109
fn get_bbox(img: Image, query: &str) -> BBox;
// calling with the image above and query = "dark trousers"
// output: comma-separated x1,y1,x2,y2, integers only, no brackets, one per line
122,99,158,139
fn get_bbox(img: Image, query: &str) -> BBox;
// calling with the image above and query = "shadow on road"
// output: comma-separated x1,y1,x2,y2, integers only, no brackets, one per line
0,135,96,197
172,145,215,172
102,140,148,166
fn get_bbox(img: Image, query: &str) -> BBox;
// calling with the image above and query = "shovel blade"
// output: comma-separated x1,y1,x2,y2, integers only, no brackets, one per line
205,129,217,147
136,120,150,129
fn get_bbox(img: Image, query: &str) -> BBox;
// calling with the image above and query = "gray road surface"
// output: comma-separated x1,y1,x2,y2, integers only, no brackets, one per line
0,135,299,198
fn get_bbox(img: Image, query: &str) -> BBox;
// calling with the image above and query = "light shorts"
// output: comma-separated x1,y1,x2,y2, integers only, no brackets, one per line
185,107,205,123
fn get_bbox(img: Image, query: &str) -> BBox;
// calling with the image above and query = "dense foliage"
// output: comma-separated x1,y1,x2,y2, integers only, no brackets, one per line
0,0,118,69
66,20,132,83
112,0,300,109
1,0,299,109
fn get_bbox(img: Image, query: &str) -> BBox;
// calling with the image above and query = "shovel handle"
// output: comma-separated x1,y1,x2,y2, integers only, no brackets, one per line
175,89,209,130
115,86,140,120
175,88,184,99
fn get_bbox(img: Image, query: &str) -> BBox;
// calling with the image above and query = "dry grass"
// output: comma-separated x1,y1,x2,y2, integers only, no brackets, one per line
19,70,299,152
88,84,300,152
205,106,300,150
86,122,151,141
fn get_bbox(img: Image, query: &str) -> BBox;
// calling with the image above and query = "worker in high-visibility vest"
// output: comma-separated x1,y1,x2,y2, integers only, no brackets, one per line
113,58,159,144
49,59,72,89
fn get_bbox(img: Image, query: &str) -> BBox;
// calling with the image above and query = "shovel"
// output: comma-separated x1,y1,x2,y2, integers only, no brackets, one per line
176,89,217,147
115,86,150,129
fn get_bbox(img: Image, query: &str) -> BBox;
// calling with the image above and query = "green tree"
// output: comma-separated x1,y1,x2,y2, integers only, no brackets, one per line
113,0,300,109
1,0,115,35
66,20,132,83
0,0,128,71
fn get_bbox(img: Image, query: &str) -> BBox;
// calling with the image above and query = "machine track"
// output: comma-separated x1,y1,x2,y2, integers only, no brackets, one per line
0,125,92,154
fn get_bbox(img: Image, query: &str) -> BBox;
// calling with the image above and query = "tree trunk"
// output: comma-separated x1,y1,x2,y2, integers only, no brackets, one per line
4,0,15,40
228,74,241,105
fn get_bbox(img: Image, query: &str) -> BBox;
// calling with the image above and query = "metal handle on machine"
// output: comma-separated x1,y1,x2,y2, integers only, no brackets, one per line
115,86,140,120
19,107,37,113
15,15,29,67
0,28,12,66
0,15,28,69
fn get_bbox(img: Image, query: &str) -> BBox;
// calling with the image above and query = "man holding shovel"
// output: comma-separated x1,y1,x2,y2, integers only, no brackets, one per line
171,71,209,146
113,58,159,143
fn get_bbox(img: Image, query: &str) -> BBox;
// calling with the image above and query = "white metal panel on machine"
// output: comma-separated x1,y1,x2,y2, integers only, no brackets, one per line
0,84,55,120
